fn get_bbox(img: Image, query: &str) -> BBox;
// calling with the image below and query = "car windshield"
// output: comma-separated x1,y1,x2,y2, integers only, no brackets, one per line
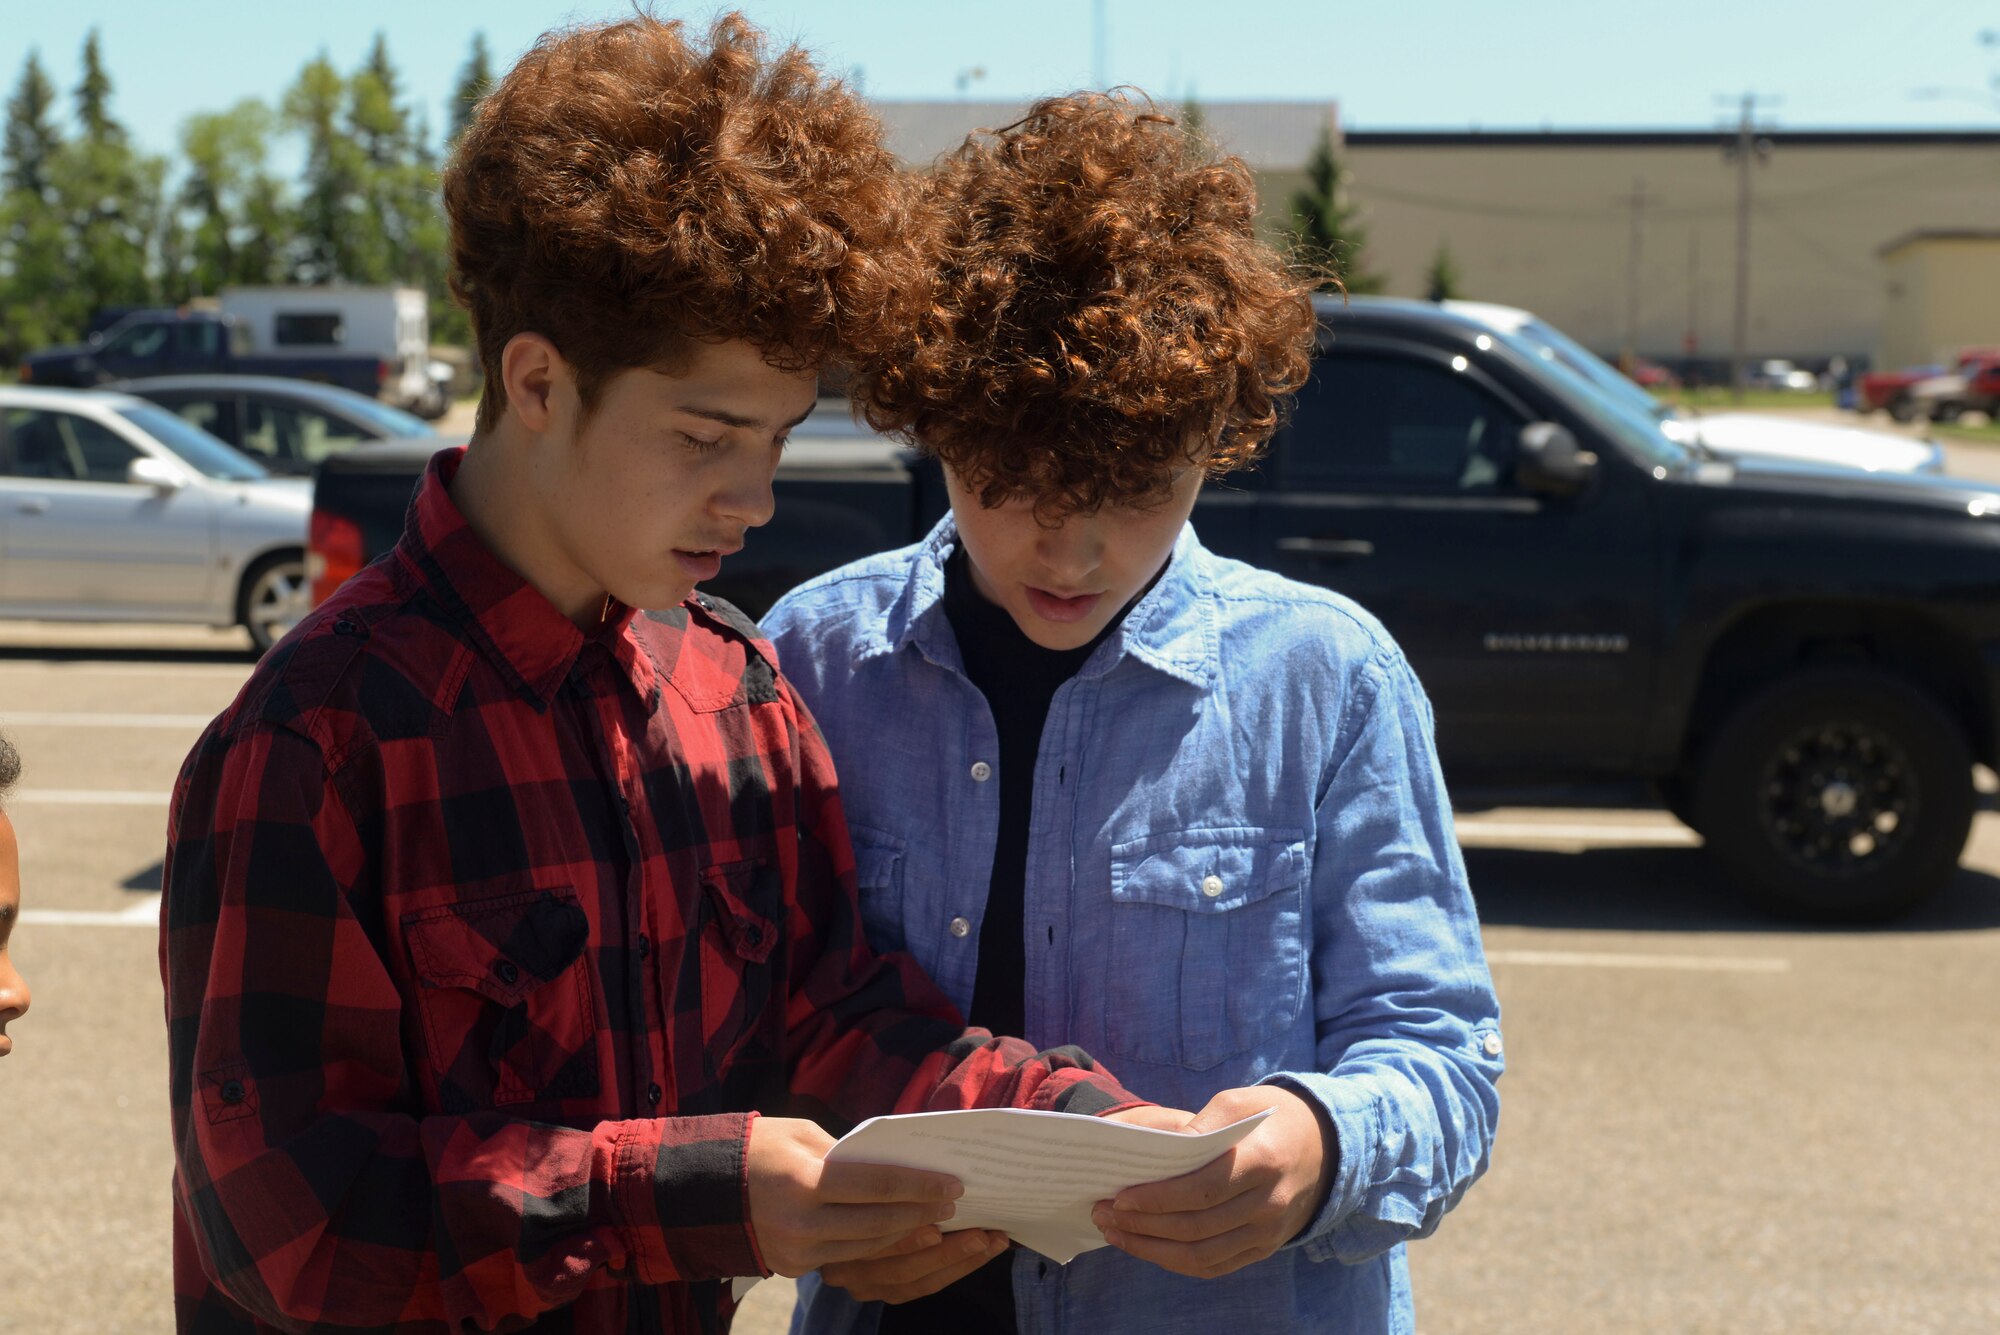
328,395,435,438
115,404,269,481
1484,327,1696,473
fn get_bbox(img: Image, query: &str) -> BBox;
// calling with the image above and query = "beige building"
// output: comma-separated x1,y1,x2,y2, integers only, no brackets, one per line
873,103,2000,369
1875,230,2000,370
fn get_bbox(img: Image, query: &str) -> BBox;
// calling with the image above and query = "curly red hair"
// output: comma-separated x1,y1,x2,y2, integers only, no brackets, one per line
852,92,1318,513
444,13,923,433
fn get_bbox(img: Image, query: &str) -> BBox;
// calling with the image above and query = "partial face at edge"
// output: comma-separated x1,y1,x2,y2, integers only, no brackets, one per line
943,464,1203,650
533,339,820,614
0,812,30,1057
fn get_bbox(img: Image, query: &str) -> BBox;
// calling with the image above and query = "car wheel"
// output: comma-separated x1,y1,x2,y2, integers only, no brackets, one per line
238,550,309,657
1929,401,1963,424
1689,667,1973,922
1887,395,1918,423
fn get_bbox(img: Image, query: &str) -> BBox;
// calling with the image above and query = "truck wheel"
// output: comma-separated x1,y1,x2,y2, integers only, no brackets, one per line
238,550,309,657
1929,401,1963,424
1690,667,1973,921
1887,395,1918,423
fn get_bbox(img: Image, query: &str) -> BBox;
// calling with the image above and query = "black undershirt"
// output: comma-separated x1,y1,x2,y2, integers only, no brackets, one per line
878,548,1129,1335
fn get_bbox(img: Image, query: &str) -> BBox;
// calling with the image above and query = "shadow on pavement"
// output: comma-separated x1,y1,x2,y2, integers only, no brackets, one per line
1467,843,2000,933
0,645,253,665
123,860,164,892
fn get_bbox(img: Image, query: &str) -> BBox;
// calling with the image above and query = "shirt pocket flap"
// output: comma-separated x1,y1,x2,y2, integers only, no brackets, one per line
852,838,905,891
702,860,781,964
404,888,590,1006
1110,827,1306,914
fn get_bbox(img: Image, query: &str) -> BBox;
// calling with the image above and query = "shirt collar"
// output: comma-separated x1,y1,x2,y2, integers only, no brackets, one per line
878,514,1217,690
394,446,661,710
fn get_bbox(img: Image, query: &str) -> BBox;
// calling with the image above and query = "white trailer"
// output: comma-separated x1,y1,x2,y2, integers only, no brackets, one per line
218,286,443,415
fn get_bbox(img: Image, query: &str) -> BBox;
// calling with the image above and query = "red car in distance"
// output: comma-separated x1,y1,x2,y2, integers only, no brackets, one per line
1860,348,2000,421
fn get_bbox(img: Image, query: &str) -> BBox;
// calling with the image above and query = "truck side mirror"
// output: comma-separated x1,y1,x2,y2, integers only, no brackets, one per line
1515,421,1598,496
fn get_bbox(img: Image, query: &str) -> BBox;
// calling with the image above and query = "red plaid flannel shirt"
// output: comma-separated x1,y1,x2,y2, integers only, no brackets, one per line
160,447,1142,1333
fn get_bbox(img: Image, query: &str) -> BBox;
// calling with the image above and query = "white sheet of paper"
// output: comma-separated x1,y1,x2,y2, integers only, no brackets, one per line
822,1107,1272,1264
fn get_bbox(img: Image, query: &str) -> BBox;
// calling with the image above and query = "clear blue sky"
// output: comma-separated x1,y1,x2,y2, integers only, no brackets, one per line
7,0,2000,160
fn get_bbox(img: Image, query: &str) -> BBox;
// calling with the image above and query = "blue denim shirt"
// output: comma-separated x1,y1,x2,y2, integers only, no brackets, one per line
763,518,1502,1335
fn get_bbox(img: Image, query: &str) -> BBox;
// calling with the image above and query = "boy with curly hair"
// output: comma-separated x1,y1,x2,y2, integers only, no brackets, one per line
764,94,1503,1333
159,22,1154,1333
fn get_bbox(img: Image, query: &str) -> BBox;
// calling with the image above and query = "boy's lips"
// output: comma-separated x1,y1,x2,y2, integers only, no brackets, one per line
1025,586,1104,623
674,544,741,583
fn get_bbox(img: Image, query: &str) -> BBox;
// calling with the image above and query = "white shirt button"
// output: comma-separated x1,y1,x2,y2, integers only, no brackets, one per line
949,916,972,938
969,761,993,782
1482,1032,1504,1058
1200,875,1224,898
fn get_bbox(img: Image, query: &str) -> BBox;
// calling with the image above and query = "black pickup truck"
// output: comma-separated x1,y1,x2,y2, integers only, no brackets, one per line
308,296,2000,922
19,309,392,399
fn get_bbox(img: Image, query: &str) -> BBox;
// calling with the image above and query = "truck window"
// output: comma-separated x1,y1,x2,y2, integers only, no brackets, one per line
100,321,171,360
274,312,345,346
1283,351,1525,493
173,321,222,358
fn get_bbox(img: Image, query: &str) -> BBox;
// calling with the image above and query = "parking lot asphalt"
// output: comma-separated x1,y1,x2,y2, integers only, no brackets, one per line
4,416,1999,1333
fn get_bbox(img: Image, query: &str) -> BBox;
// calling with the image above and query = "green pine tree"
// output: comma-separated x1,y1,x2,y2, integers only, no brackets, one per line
449,34,495,147
1424,240,1462,302
3,50,62,197
74,29,122,144
1289,123,1383,294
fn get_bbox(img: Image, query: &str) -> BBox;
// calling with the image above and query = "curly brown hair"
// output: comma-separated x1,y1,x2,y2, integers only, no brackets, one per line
0,731,18,806
852,91,1318,513
445,13,924,434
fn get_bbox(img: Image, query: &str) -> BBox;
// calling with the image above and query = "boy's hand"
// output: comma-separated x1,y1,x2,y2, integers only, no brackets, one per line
1101,1104,1195,1132
745,1117,965,1277
1091,1086,1333,1279
818,1227,1010,1303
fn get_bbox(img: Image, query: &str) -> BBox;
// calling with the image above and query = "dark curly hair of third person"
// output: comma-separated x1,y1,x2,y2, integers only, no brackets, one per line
0,731,19,804
445,12,929,433
853,92,1319,514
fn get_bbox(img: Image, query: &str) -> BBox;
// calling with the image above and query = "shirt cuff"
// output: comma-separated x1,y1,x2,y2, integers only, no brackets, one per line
1256,1071,1370,1254
605,1112,764,1285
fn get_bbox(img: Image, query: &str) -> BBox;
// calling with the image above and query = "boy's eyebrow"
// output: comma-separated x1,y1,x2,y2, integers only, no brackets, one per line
679,403,818,432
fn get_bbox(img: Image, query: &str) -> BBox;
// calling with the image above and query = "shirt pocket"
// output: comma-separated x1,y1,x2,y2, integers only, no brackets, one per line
695,858,785,1081
1102,828,1308,1071
402,887,599,1110
849,826,909,956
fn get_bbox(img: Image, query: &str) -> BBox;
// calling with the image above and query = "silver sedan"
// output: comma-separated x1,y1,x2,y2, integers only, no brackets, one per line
0,386,311,654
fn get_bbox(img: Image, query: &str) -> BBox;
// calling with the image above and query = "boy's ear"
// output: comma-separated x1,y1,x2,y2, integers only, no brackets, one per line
499,332,569,435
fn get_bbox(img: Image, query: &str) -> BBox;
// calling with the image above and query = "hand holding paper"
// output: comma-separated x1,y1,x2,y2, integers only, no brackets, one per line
1094,1085,1337,1279
823,1105,1268,1265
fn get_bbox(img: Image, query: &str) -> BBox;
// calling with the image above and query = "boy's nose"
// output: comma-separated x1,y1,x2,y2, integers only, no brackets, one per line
1035,519,1104,584
0,965,29,1019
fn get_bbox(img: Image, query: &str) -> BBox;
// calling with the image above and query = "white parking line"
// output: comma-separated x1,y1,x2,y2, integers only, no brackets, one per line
21,894,161,928
12,789,171,806
1456,819,1699,845
1486,948,1790,973
1,711,213,728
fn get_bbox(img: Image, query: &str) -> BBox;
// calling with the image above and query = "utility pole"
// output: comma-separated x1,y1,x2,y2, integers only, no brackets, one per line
1684,229,1700,381
1719,92,1778,402
1617,177,1662,372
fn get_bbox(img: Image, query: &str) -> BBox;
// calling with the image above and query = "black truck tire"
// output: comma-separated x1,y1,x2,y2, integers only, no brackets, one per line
1689,666,1974,922
1887,395,1918,423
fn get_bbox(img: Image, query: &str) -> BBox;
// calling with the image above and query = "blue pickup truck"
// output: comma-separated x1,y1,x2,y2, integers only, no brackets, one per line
18,309,394,400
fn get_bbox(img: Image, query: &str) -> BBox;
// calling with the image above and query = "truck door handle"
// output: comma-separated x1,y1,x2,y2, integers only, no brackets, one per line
16,498,50,515
1276,536,1375,561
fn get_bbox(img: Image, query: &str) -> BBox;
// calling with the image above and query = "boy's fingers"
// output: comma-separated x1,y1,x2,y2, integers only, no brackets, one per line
816,1199,957,1243
1109,1150,1241,1214
823,1231,1009,1302
1100,1220,1266,1277
1094,1189,1262,1243
816,1161,963,1205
